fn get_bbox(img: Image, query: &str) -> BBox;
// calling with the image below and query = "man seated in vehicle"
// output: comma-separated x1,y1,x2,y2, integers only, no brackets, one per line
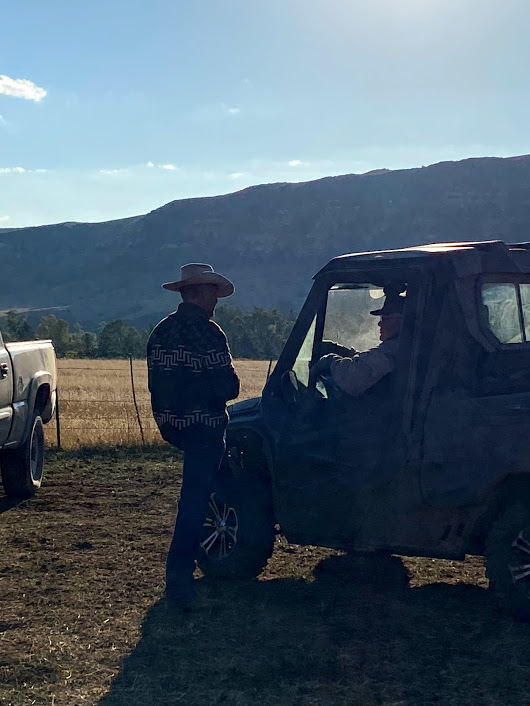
311,293,404,396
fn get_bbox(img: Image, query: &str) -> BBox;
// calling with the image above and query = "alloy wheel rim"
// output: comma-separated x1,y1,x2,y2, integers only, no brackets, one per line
201,493,239,561
509,528,530,588
29,422,42,482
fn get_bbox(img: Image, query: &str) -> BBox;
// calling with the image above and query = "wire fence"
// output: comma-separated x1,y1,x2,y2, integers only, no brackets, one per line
45,357,270,449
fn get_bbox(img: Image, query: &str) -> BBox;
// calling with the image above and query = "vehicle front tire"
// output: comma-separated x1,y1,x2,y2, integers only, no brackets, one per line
0,414,45,499
485,504,530,621
197,466,275,580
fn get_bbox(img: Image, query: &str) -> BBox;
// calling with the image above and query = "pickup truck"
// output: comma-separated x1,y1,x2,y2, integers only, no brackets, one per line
0,329,57,498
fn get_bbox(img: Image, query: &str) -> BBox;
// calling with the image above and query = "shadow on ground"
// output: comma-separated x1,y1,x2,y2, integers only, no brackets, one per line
0,495,23,514
99,555,529,706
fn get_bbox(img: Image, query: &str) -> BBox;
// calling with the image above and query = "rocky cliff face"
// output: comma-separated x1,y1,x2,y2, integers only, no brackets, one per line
2,155,530,328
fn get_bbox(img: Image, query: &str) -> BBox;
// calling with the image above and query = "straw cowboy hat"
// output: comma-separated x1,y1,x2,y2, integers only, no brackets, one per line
162,263,234,297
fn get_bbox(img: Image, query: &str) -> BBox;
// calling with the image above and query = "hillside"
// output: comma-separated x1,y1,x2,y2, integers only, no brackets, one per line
2,155,530,329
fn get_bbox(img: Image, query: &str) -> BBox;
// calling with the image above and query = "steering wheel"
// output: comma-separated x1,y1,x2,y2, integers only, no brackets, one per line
313,372,347,404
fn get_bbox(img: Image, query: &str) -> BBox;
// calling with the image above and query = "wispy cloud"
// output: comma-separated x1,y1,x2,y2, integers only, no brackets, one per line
288,159,310,167
99,168,129,176
0,214,10,223
146,161,178,170
98,163,179,176
192,103,241,122
230,172,245,179
0,75,47,102
0,166,48,174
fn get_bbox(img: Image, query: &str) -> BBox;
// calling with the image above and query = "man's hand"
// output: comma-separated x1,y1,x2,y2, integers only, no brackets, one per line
309,353,340,382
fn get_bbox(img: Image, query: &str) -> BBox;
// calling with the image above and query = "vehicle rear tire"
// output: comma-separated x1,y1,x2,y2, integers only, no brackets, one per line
0,414,45,499
485,504,530,621
197,467,275,580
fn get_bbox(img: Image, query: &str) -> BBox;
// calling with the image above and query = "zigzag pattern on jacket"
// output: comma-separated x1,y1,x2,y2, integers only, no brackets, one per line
154,409,226,430
148,344,231,371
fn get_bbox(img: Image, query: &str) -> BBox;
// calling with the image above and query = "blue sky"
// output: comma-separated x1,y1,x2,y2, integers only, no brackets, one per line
1,0,529,227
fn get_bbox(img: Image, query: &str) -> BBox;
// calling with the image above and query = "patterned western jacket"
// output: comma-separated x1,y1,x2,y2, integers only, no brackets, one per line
147,302,240,441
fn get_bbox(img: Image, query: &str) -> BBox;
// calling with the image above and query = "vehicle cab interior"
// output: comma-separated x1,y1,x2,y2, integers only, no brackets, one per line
280,277,413,428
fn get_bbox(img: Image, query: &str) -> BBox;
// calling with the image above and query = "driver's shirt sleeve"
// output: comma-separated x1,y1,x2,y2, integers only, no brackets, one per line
329,338,399,397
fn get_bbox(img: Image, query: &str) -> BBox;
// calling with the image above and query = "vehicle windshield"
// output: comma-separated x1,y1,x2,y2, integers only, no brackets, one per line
290,282,406,390
323,284,385,352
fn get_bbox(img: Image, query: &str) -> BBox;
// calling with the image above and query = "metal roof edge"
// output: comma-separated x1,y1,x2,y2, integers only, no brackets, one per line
313,240,517,278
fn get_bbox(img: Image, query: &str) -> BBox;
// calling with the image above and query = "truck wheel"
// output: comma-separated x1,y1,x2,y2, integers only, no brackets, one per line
485,504,530,621
197,470,275,580
0,414,45,499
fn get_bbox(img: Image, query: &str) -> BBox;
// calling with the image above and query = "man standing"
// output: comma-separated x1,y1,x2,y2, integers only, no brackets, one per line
147,263,240,608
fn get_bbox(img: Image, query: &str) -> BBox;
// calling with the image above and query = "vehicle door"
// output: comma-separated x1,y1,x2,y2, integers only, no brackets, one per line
262,276,409,546
0,332,13,446
420,276,530,508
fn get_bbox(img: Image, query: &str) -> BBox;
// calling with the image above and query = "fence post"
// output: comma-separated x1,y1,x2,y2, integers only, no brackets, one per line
129,356,146,445
55,388,62,449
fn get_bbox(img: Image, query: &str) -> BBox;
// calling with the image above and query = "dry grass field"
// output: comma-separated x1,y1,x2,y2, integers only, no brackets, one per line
47,359,272,448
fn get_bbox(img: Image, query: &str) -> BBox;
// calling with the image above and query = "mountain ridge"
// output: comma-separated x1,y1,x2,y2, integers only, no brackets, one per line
2,154,530,329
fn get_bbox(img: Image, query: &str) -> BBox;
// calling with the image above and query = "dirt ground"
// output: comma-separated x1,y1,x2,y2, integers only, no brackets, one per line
1,448,530,706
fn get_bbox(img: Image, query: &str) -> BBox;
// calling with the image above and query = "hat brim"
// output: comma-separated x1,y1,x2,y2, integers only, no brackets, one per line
162,272,234,297
370,308,403,316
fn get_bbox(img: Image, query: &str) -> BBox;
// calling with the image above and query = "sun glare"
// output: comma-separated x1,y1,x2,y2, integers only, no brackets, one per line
302,0,448,47
367,0,445,24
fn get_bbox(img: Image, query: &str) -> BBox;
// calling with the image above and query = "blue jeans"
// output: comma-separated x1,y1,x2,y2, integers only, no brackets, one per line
166,426,226,596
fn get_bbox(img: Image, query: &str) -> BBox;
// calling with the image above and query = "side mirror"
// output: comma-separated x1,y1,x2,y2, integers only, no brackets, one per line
281,370,299,411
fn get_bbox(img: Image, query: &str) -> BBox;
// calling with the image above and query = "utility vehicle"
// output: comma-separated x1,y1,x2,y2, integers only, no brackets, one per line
200,241,530,620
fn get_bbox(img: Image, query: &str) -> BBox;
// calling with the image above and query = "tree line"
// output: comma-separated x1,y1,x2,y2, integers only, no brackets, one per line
0,305,295,360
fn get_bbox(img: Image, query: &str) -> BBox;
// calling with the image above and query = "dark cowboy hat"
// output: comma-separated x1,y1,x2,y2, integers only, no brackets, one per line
370,294,405,316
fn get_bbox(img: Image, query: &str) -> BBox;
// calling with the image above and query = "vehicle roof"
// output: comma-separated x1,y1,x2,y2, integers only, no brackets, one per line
315,240,530,278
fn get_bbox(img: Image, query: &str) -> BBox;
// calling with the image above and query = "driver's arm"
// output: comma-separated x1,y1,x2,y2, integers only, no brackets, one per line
319,340,357,357
329,341,398,396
